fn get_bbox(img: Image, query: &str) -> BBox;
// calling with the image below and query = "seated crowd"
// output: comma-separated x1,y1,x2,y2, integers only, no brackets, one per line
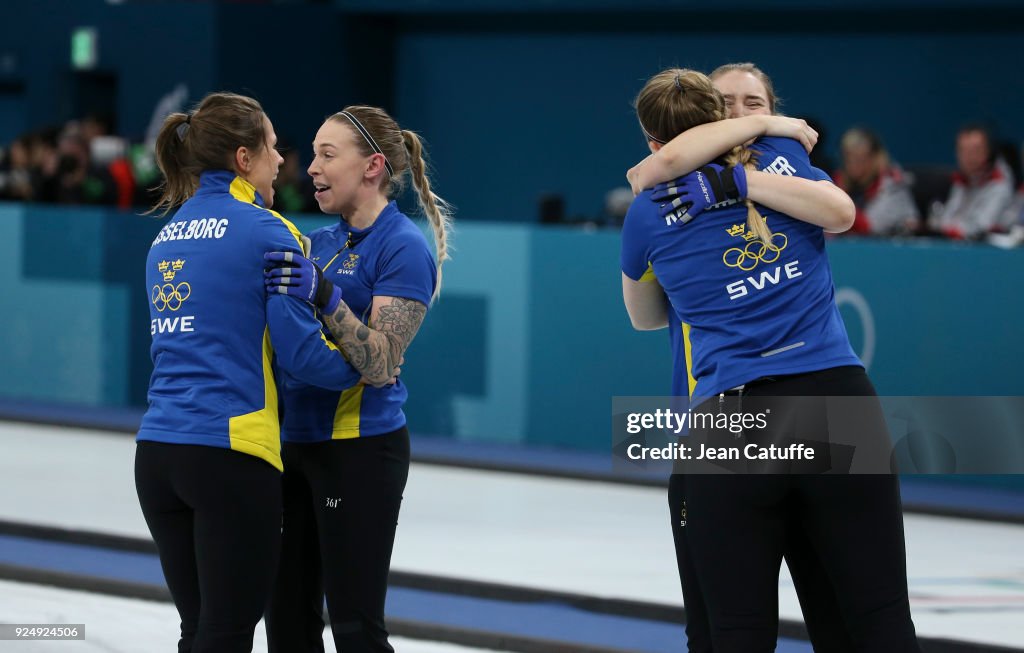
3,115,1022,246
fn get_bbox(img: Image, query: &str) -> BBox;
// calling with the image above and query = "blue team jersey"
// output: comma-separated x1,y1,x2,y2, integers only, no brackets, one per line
667,310,688,398
278,201,437,442
138,170,361,470
625,137,861,401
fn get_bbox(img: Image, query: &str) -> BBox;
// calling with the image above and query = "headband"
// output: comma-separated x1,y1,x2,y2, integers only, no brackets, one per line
639,76,686,145
339,110,394,178
638,119,667,145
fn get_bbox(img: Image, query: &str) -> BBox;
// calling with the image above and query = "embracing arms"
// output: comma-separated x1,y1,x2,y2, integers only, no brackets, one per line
264,251,426,386
627,114,818,194
629,114,853,233
745,172,855,233
321,295,426,386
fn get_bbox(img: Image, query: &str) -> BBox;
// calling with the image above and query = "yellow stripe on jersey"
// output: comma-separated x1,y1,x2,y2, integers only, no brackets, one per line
229,175,339,355
332,385,364,439
228,327,283,471
682,321,697,397
639,262,657,282
262,206,343,354
228,175,306,250
323,250,344,271
269,209,305,251
266,211,341,352
229,175,257,204
318,329,341,353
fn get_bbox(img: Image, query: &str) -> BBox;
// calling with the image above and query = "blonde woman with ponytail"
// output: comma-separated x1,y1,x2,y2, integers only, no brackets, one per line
620,69,921,652
262,105,451,653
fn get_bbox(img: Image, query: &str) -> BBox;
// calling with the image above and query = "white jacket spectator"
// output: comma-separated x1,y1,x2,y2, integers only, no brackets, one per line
834,127,919,236
935,126,1015,239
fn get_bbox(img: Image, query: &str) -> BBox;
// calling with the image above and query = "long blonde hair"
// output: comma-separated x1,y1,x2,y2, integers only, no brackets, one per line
635,68,771,243
329,106,453,301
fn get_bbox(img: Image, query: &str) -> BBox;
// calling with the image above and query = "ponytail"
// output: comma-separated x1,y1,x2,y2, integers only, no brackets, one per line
331,107,454,301
147,92,268,216
148,113,197,215
402,129,453,302
724,146,773,244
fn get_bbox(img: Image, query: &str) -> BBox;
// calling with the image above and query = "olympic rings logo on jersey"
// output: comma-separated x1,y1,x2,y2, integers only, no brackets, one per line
151,283,192,312
723,233,789,271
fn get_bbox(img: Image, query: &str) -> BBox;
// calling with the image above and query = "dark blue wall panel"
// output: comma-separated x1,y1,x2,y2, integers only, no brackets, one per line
0,0,217,138
395,30,1024,223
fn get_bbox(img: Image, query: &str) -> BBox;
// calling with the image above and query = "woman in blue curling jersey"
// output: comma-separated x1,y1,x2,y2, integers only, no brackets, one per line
262,105,451,653
621,69,921,652
631,63,859,653
136,93,364,653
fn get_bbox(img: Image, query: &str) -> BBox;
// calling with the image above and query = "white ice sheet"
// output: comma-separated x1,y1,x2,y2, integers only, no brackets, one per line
1,422,1021,648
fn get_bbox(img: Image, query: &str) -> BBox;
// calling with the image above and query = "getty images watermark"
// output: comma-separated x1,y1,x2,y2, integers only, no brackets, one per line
612,396,1024,475
624,407,816,462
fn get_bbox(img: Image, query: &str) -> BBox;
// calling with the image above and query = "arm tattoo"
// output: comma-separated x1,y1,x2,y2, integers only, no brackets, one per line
323,297,426,385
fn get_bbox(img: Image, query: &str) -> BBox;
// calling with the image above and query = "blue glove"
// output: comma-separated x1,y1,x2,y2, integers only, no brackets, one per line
264,251,342,314
651,163,748,225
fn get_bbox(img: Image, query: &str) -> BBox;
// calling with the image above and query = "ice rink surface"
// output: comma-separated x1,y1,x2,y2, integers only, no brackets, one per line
1,422,1022,650
0,580,483,653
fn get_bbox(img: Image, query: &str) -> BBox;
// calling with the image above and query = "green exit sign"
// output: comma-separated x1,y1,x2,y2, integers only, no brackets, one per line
71,27,97,70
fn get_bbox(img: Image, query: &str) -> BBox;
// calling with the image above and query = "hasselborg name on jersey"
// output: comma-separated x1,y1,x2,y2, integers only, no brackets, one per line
152,218,229,247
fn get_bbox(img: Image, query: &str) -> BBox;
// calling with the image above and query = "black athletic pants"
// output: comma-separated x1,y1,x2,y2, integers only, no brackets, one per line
265,427,410,653
135,441,282,653
670,476,856,652
671,366,921,652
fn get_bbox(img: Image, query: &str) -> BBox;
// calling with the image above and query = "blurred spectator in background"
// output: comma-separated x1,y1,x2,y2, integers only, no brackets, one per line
82,113,137,210
27,129,61,202
94,136,136,210
932,124,1014,240
538,193,566,225
989,140,1024,248
130,142,163,209
271,144,315,214
833,127,919,236
52,121,116,205
55,124,90,203
602,186,633,227
0,136,34,201
0,117,141,209
996,139,1023,189
80,113,110,144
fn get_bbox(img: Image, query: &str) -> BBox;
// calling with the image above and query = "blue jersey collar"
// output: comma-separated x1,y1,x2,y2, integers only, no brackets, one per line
197,170,266,208
340,200,400,245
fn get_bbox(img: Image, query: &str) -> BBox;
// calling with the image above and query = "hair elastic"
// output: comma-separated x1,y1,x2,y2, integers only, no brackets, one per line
174,113,192,142
339,110,394,178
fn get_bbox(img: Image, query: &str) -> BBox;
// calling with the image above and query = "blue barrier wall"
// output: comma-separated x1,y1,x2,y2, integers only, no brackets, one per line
829,241,1024,396
0,204,133,405
2,205,1022,453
